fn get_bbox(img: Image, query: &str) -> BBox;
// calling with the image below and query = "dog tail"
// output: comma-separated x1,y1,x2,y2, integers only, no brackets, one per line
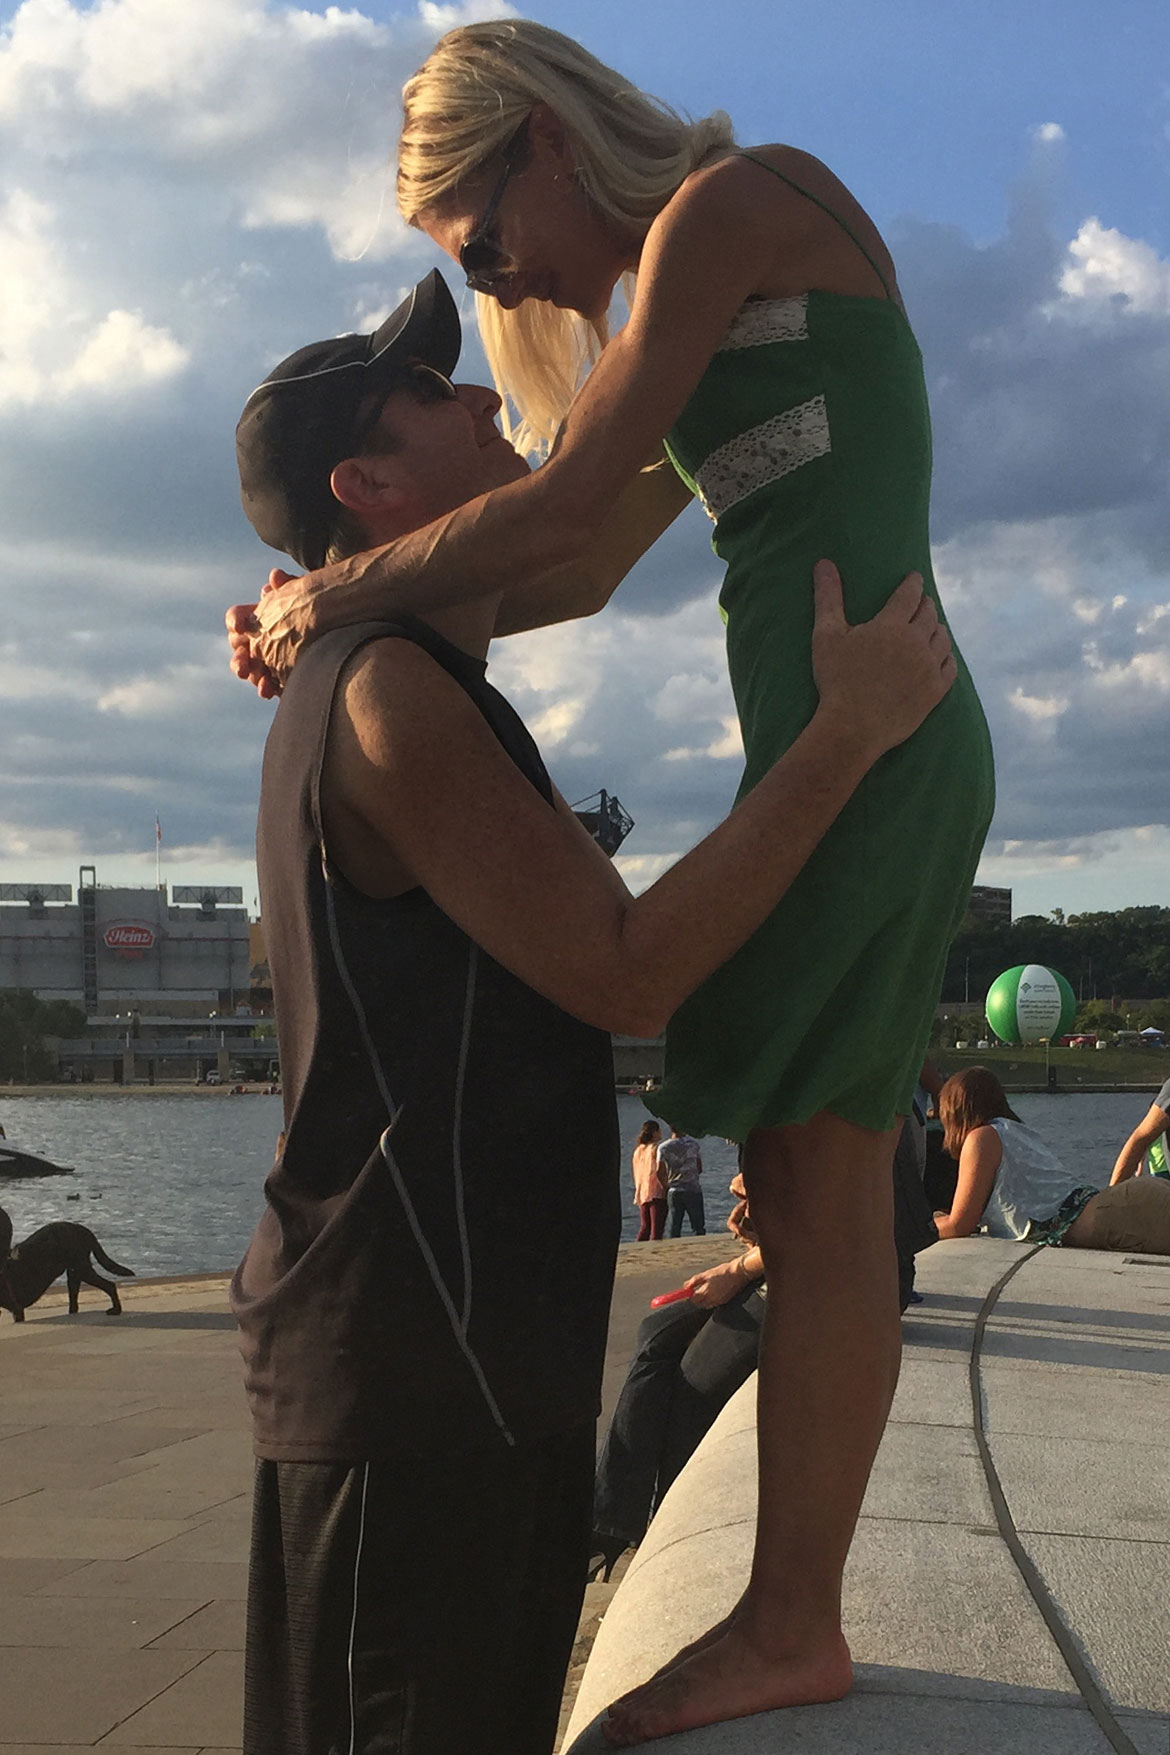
90,1242,135,1278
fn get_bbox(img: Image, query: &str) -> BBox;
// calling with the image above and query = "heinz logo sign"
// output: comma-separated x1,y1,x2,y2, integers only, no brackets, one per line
103,923,155,957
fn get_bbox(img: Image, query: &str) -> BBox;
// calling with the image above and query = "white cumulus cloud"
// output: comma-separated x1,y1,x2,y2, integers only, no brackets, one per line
1060,217,1170,316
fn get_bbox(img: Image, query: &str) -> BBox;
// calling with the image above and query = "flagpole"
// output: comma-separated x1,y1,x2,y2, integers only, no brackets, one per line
155,814,162,893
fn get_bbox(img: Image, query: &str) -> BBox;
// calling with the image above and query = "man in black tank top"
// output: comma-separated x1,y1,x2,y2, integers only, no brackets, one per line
231,273,957,1755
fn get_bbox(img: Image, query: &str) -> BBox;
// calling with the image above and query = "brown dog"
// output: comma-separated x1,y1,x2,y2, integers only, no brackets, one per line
0,1212,135,1321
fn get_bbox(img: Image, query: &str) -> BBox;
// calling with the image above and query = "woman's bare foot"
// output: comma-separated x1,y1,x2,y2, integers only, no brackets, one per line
602,1623,852,1746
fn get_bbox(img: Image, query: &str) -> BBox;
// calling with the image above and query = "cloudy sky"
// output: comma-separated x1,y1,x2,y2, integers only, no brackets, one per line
0,0,1168,919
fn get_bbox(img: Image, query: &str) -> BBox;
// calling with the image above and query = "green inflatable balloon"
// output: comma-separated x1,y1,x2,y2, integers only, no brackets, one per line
986,964,1076,1045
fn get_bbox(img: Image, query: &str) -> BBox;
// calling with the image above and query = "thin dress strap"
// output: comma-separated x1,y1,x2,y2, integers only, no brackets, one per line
738,150,895,301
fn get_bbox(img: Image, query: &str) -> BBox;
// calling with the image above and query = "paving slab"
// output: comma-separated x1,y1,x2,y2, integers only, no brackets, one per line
141,1517,252,1565
0,1646,205,1744
0,1455,164,1505
988,1430,1170,1540
147,1597,246,1651
846,1517,1078,1692
120,1431,253,1473
48,1331,223,1358
124,1397,251,1431
0,1556,91,1595
0,1512,198,1561
980,1363,1170,1444
0,1424,201,1469
858,1421,990,1526
0,1392,164,1427
978,1314,1170,1376
885,1356,972,1429
21,1473,246,1522
36,1558,250,1600
98,1649,244,1747
1021,1534,1170,1714
0,1593,211,1648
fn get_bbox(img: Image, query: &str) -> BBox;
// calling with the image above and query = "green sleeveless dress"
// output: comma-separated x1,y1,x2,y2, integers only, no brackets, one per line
655,158,995,1140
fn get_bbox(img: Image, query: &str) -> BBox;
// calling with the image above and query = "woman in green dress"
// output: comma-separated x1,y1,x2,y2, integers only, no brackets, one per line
231,20,994,1742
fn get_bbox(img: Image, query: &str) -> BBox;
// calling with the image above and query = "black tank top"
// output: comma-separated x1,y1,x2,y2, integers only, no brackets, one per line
232,617,620,1460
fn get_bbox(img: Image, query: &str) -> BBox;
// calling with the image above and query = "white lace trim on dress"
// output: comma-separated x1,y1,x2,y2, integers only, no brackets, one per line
695,395,831,522
720,295,809,352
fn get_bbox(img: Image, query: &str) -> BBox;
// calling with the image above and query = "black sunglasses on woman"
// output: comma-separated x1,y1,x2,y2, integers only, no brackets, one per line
459,121,529,294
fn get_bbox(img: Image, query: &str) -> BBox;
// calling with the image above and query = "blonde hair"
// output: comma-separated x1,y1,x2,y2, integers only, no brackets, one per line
397,20,734,454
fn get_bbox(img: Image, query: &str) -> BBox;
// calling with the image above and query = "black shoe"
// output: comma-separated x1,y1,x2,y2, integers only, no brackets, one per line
586,1531,630,1584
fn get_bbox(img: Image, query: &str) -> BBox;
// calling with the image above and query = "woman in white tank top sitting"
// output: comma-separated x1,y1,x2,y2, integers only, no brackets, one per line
933,1066,1170,1254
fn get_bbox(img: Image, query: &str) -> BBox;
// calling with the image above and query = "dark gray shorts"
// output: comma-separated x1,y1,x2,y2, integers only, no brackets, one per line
244,1424,594,1755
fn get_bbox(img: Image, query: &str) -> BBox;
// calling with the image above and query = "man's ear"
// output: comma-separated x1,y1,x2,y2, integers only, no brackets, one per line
330,453,404,515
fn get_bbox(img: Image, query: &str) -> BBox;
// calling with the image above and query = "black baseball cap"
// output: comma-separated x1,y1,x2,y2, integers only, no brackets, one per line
236,269,462,571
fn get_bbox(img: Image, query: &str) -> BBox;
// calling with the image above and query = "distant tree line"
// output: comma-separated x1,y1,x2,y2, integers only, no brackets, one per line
0,990,87,1083
941,906,1170,1010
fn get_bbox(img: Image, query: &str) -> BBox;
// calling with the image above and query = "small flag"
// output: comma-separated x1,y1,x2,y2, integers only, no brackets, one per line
156,815,162,844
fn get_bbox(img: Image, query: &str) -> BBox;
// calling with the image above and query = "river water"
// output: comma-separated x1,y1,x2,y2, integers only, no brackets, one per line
0,1090,1155,1280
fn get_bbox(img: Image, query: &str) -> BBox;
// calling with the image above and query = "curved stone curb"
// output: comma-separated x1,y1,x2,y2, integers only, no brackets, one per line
563,1377,756,1750
562,1238,1170,1754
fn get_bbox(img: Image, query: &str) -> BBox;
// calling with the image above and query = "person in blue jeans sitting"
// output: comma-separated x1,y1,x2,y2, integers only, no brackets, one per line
658,1126,706,1236
591,1175,761,1577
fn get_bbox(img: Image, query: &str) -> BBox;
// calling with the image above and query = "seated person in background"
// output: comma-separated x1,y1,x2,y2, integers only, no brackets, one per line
591,1175,765,1577
1109,1076,1170,1184
934,1067,1170,1252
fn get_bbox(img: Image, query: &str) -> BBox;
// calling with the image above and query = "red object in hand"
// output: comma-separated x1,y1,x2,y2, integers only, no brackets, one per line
650,1284,695,1309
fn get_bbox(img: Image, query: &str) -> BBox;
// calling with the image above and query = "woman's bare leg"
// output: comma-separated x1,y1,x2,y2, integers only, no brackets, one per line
604,1111,902,1744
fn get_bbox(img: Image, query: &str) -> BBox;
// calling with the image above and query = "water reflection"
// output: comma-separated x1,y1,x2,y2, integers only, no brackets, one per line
0,1090,1146,1278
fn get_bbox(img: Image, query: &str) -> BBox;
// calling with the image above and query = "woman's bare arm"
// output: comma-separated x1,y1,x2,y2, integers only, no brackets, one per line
934,1127,1002,1239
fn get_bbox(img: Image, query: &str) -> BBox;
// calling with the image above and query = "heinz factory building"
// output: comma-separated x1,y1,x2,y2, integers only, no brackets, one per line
0,869,250,1017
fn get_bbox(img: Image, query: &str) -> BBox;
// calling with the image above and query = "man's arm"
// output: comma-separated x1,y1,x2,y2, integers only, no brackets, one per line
322,564,954,1039
1110,1104,1169,1184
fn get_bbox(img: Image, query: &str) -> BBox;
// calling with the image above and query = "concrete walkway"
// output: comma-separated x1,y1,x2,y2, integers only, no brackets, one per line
3,1237,1168,1753
564,1238,1170,1754
0,1238,732,1753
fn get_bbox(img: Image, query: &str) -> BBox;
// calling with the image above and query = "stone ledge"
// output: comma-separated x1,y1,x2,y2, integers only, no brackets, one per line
563,1238,1170,1753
